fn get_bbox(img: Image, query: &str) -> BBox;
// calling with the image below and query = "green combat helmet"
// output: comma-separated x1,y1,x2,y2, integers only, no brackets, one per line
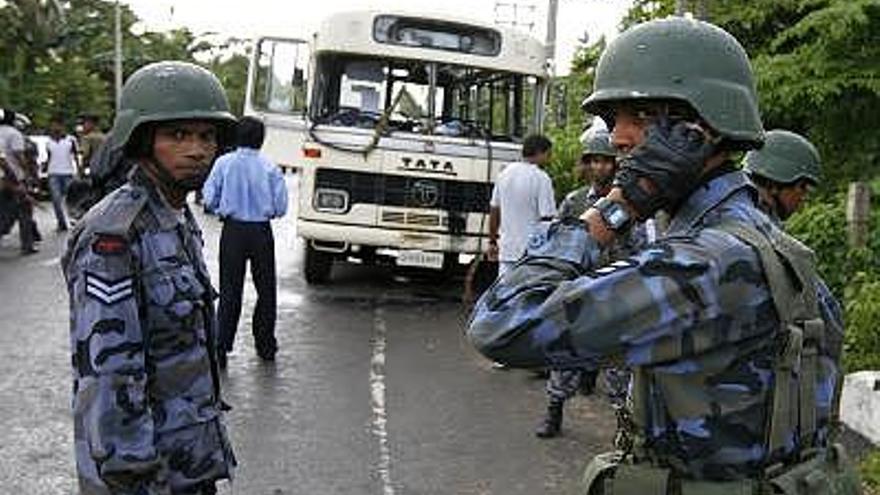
110,61,236,155
582,17,764,149
744,129,821,185
580,129,616,158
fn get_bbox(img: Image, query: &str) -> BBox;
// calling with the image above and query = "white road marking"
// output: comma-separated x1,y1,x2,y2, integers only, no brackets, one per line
371,306,396,495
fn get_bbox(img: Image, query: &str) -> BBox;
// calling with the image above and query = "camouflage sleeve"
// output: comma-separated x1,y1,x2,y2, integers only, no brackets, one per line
816,280,845,425
467,220,773,370
66,234,168,492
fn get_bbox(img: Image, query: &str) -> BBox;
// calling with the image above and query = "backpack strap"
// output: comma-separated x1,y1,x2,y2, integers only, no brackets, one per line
713,220,825,458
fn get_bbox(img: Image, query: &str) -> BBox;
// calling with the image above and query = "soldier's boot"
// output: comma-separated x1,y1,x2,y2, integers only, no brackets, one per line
535,401,564,438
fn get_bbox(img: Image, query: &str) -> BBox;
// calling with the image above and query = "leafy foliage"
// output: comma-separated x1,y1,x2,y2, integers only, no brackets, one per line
862,449,880,494
546,122,586,202
0,0,250,129
786,186,880,371
545,38,606,201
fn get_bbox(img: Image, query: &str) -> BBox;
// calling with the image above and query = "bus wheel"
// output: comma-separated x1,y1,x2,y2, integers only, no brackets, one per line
304,243,332,284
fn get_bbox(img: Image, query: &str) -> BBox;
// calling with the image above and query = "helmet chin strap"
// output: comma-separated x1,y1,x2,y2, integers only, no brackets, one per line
140,157,208,204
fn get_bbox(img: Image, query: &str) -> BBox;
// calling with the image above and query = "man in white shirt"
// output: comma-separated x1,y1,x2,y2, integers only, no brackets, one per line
46,115,81,231
488,134,556,276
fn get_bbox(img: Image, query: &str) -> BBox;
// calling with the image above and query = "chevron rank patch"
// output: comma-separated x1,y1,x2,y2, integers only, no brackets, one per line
85,272,134,305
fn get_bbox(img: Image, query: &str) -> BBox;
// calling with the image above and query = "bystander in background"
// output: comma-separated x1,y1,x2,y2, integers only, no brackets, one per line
203,116,289,367
46,115,80,231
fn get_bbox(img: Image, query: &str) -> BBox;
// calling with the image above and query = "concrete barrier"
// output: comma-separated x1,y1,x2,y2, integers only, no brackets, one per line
840,371,880,446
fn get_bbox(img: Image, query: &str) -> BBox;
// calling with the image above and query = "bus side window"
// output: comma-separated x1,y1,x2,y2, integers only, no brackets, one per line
253,39,309,115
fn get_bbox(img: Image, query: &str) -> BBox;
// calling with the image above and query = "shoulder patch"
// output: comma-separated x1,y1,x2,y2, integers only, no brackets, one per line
85,272,134,305
92,234,128,256
80,184,149,237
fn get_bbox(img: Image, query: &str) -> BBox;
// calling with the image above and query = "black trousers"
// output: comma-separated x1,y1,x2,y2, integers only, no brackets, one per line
217,219,277,358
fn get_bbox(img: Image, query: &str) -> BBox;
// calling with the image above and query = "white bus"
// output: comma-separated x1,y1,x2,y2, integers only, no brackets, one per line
245,10,548,283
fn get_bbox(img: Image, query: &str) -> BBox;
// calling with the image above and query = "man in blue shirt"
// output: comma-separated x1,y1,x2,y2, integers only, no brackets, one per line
203,116,288,367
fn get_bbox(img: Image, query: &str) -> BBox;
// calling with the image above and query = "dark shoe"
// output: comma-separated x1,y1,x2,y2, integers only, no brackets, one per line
21,247,39,256
258,351,276,362
535,402,564,438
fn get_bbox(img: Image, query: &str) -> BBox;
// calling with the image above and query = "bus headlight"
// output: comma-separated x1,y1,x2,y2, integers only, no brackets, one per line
314,188,350,213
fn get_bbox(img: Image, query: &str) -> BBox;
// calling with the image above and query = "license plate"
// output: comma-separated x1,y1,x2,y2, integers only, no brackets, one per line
397,250,444,269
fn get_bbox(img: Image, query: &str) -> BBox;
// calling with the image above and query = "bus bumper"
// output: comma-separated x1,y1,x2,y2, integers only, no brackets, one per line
297,219,488,254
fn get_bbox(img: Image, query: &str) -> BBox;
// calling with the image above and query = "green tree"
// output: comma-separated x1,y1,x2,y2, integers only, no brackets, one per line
0,0,250,129
206,51,250,116
545,37,606,201
0,0,68,111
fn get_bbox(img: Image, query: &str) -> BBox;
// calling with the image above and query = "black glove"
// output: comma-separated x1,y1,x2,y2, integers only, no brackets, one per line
613,117,717,218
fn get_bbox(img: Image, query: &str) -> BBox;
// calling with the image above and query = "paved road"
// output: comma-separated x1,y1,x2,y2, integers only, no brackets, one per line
0,175,615,494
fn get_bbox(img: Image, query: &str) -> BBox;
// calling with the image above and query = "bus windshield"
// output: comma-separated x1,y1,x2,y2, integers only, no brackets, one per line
311,53,539,142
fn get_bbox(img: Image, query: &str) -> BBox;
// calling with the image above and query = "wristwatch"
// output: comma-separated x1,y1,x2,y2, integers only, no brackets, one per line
592,197,633,233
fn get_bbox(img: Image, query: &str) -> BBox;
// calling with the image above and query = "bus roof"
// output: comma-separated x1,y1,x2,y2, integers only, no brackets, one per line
312,10,548,78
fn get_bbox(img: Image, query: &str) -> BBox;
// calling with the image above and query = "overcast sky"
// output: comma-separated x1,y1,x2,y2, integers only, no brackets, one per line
121,0,633,75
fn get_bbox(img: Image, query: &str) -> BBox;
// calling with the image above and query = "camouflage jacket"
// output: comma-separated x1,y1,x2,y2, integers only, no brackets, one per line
468,171,844,480
62,168,235,494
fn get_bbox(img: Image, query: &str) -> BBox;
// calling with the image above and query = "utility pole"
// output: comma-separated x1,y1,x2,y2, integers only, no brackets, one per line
697,0,709,21
545,0,558,75
114,1,123,110
675,0,688,16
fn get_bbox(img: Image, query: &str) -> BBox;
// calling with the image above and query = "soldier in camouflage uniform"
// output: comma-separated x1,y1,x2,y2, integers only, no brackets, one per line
538,130,632,438
743,129,821,224
62,61,237,495
468,17,861,494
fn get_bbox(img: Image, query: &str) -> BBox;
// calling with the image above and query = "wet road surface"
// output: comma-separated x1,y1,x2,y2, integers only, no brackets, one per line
0,175,615,494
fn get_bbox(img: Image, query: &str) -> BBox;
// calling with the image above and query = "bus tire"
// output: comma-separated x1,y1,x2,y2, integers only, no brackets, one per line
304,243,332,284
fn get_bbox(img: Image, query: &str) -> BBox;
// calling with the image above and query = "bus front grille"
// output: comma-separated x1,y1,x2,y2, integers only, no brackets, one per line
315,168,491,213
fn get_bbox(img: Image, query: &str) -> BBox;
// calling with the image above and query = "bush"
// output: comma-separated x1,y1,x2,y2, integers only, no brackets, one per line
546,123,587,202
862,450,880,494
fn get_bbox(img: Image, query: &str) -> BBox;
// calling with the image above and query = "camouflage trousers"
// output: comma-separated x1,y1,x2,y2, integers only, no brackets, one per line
545,368,594,402
546,367,631,409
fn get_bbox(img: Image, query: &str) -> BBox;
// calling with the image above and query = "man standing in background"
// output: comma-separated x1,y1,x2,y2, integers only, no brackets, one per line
79,114,106,172
46,115,80,231
487,134,556,277
203,116,289,367
0,108,38,254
